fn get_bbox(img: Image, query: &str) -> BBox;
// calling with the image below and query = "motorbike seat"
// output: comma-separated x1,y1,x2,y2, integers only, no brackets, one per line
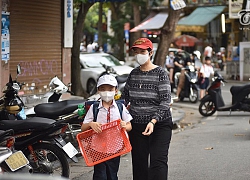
0,117,55,132
116,74,128,84
0,129,13,140
34,100,85,119
230,83,250,96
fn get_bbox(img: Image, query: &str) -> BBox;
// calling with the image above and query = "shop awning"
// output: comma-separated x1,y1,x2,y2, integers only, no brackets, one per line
130,12,168,32
177,6,226,32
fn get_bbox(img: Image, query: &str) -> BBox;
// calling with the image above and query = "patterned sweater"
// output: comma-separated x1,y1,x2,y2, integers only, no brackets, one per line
122,66,172,124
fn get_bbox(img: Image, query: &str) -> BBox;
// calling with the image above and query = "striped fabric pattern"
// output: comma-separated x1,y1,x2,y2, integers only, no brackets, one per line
122,66,172,124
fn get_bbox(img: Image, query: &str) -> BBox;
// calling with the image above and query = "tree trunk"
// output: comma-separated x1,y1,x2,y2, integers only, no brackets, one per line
131,2,141,43
98,2,103,47
71,2,93,96
153,6,182,67
110,2,125,60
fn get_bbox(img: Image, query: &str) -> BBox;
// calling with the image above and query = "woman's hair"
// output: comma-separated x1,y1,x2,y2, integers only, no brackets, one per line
147,48,152,53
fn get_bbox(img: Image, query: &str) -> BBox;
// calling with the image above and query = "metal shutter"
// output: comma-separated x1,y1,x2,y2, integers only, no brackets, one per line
10,0,62,94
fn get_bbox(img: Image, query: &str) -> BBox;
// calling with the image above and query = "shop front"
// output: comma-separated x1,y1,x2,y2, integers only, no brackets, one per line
0,0,72,96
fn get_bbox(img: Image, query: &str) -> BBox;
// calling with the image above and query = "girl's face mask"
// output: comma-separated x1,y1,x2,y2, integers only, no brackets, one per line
135,53,150,65
99,91,115,102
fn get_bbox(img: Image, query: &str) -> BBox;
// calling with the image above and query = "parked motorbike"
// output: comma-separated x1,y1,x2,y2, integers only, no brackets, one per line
0,65,78,177
0,118,77,177
24,76,85,143
25,75,74,116
178,65,199,103
89,63,129,96
199,72,250,117
0,129,32,173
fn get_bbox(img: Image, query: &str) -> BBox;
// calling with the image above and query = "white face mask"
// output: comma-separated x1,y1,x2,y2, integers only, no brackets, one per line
99,91,115,103
135,53,150,65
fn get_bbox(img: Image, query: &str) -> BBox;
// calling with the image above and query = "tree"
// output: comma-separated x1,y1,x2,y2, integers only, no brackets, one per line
152,2,182,67
71,0,127,97
98,2,103,47
131,1,142,44
71,1,94,97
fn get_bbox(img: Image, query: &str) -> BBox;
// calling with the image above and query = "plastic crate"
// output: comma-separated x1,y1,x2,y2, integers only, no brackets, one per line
76,119,132,166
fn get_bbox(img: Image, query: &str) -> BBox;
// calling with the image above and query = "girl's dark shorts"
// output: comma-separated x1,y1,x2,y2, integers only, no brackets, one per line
200,78,209,89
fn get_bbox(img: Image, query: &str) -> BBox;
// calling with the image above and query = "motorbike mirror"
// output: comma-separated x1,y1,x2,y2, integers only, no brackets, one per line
214,71,219,77
188,65,195,72
67,83,72,87
17,64,21,75
9,74,13,85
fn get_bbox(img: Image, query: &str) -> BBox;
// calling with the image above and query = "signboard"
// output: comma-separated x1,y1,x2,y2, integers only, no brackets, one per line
124,22,130,40
170,0,186,10
239,42,250,81
64,0,73,47
1,11,10,62
229,0,243,19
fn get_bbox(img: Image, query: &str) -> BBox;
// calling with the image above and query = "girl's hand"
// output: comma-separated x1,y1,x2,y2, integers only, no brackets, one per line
142,122,154,136
89,122,102,133
120,120,126,129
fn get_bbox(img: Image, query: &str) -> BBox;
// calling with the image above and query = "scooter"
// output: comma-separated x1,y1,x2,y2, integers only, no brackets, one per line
24,76,85,143
25,76,74,116
3,65,84,144
199,72,250,117
178,65,199,103
0,65,78,177
0,129,32,173
0,118,78,178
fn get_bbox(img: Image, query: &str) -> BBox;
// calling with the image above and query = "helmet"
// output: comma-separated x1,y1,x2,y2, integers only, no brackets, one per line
5,96,24,114
193,50,201,60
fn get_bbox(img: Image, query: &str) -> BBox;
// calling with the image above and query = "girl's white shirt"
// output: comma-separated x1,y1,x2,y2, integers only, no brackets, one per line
83,100,133,124
200,64,214,78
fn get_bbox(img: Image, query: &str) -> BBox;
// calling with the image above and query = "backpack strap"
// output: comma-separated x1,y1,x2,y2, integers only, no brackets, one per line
93,101,100,122
92,100,124,122
116,101,123,120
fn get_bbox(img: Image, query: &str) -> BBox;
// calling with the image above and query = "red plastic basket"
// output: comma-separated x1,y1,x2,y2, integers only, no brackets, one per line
76,119,132,166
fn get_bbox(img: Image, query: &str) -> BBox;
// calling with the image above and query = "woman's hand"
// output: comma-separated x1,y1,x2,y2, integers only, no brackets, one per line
89,122,102,133
142,122,154,136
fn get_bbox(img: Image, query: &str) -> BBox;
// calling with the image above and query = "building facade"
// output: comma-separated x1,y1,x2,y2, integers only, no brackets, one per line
0,0,72,96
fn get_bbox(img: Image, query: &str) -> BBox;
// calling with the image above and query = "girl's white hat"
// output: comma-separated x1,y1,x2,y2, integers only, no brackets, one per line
97,74,118,87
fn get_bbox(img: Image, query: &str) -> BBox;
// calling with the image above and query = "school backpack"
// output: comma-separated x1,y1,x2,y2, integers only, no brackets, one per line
84,99,124,122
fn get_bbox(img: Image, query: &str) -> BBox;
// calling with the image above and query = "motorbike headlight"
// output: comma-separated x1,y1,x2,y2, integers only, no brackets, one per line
12,83,20,91
191,79,197,83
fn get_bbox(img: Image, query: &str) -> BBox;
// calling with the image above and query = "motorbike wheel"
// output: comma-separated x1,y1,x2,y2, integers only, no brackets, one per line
199,100,216,117
189,89,198,103
24,142,69,178
66,124,81,145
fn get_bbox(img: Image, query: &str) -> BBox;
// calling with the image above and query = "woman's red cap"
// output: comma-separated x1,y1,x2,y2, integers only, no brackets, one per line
130,38,153,50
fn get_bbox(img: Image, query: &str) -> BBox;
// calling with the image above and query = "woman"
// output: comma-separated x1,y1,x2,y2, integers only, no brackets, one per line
122,38,173,180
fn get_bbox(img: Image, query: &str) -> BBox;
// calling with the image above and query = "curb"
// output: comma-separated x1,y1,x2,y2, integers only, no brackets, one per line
172,103,198,110
172,108,185,124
